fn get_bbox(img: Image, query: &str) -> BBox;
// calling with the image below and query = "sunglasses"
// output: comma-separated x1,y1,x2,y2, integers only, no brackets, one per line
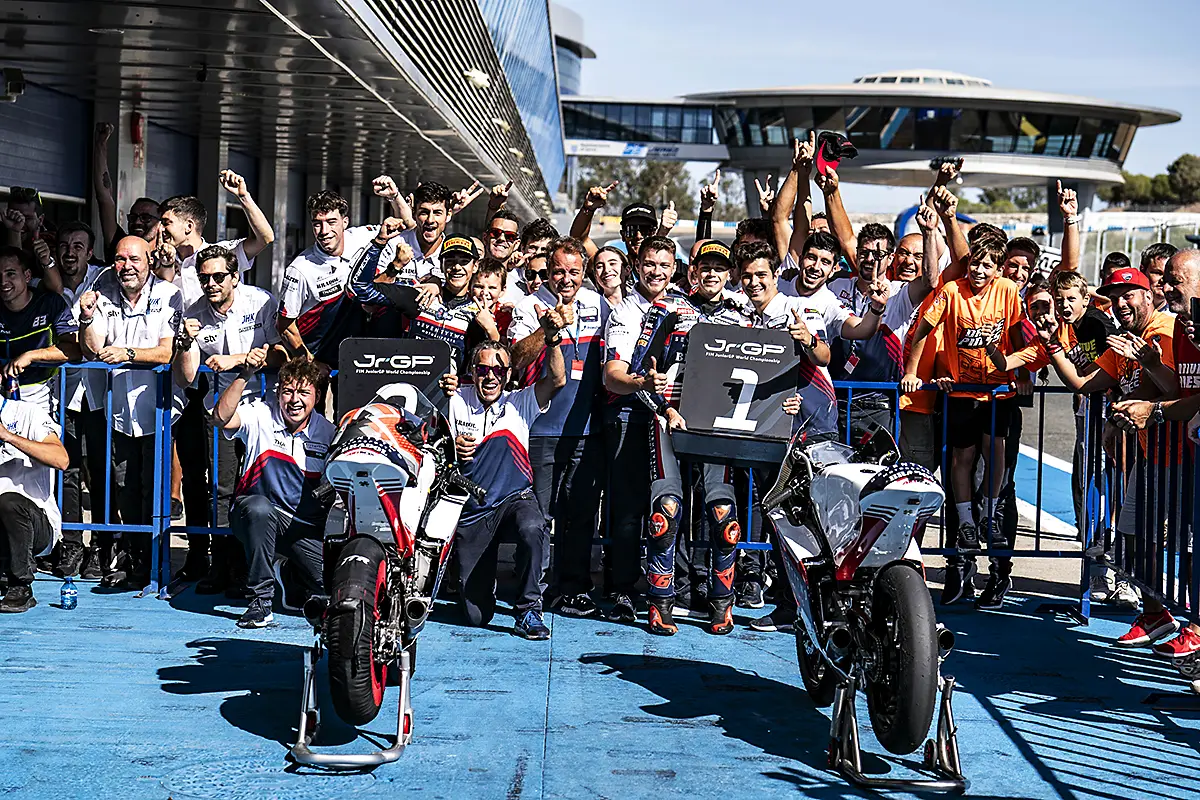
8,186,40,205
129,212,159,224
474,362,509,381
525,268,549,283
857,248,894,262
197,272,233,285
488,229,519,243
622,225,654,237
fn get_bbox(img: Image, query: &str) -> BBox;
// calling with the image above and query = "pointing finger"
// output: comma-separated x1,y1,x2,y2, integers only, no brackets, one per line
605,180,619,191
1056,179,1063,195
713,168,721,185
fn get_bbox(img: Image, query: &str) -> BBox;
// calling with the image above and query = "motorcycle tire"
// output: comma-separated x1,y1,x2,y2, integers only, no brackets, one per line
795,626,837,707
327,536,390,726
866,565,938,755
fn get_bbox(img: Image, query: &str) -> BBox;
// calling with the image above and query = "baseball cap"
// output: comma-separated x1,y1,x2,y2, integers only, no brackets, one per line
621,203,657,227
816,131,858,177
441,236,479,260
1098,267,1151,297
693,240,732,267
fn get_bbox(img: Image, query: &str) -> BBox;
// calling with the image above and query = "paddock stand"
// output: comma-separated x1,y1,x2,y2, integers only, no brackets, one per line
828,674,968,793
286,635,414,769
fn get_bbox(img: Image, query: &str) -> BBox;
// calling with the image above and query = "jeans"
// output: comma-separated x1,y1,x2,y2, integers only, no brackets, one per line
530,434,603,596
0,492,53,584
229,494,324,603
454,489,547,626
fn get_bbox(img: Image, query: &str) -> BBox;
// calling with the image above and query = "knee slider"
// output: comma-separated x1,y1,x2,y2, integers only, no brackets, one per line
710,502,740,545
649,495,682,540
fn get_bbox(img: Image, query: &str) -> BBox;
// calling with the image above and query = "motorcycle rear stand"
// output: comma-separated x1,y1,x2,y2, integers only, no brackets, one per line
828,674,968,793
286,636,414,769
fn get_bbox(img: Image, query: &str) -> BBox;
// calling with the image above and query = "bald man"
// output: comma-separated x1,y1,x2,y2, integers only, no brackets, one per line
73,235,183,589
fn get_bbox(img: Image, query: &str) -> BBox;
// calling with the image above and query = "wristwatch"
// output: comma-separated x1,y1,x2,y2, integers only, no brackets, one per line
544,333,562,348
1149,402,1164,427
1064,214,1081,226
125,347,136,362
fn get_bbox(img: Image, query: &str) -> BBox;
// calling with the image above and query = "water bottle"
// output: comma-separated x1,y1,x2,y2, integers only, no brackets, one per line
60,576,78,610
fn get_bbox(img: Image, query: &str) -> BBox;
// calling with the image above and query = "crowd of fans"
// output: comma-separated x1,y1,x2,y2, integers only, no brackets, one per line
0,125,1196,664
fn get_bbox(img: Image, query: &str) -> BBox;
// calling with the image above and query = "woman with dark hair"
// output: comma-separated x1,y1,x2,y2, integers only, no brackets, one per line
589,246,627,309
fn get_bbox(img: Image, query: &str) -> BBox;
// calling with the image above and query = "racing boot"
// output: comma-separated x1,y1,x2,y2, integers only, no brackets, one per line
647,596,678,636
709,595,735,635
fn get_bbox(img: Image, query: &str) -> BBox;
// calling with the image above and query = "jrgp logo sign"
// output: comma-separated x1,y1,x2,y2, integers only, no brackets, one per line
704,339,787,358
353,354,436,370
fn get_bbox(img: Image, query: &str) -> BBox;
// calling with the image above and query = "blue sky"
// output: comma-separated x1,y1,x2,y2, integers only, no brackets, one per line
556,0,1199,212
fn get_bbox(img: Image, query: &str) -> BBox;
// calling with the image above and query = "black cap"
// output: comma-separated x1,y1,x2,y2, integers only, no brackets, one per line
441,236,479,260
693,240,732,267
620,203,657,226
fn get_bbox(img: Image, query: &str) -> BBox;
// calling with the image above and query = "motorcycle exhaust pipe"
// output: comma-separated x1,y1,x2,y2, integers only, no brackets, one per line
404,597,431,627
828,625,853,653
936,624,955,658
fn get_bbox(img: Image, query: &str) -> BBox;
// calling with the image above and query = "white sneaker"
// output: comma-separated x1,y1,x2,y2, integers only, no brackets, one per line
1110,581,1141,610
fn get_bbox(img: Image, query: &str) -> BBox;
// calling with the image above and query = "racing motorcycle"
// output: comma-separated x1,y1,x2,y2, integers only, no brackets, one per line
762,424,968,792
288,383,483,769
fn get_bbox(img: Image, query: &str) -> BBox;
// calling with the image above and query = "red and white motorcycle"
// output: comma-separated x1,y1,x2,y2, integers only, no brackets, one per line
288,384,482,769
762,426,968,792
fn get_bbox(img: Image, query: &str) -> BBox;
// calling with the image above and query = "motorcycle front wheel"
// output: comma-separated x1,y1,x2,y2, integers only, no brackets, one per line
795,626,837,707
865,565,938,755
327,536,390,726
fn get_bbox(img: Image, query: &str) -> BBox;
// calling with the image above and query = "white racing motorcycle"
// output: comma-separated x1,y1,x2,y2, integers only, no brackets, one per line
288,383,483,769
762,424,968,792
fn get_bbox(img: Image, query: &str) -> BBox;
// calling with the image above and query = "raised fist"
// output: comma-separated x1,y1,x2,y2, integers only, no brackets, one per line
219,170,249,199
372,175,399,200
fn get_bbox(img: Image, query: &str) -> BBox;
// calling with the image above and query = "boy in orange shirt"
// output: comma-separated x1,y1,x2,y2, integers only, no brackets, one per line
902,234,1024,609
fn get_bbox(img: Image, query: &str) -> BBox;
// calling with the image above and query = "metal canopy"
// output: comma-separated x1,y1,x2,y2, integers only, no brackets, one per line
0,0,552,220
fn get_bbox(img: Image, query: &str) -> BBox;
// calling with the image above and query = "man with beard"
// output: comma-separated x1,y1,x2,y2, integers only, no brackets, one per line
74,236,183,589
173,245,285,594
507,238,608,620
213,354,335,629
1038,266,1177,638
0,247,76,413
1107,249,1200,661
277,187,416,368
92,122,160,258
443,334,567,640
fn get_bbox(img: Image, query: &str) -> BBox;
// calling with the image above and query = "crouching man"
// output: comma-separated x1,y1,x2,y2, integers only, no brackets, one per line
441,310,567,639
212,350,335,628
0,385,70,612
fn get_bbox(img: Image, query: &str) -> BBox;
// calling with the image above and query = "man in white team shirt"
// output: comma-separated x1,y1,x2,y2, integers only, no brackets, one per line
0,384,69,612
276,186,419,368
75,236,183,589
173,244,285,593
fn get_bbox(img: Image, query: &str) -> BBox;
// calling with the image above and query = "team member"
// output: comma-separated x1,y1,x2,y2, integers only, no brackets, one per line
393,180,453,281
158,173,274,307
602,236,689,624
214,353,335,629
0,382,69,612
509,237,609,619
590,247,627,309
0,247,75,413
277,188,414,367
484,208,522,264
74,236,183,589
173,245,285,593
624,240,749,635
443,329,566,640
903,234,1023,610
92,122,160,258
347,221,496,373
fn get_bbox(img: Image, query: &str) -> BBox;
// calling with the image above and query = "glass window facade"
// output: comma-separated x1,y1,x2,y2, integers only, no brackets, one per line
564,101,718,144
566,98,1135,164
477,0,565,190
555,44,582,97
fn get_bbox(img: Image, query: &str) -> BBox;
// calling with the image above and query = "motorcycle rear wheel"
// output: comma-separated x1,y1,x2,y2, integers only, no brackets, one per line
865,565,938,755
327,536,390,726
795,626,837,707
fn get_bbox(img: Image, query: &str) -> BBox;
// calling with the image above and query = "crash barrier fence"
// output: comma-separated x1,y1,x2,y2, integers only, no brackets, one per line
33,365,1196,620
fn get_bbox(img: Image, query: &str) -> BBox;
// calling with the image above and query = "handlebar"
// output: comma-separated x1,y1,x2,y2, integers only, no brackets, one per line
450,471,487,504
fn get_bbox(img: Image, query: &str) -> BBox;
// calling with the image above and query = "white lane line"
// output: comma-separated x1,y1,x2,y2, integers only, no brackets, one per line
1016,497,1078,538
1019,443,1073,475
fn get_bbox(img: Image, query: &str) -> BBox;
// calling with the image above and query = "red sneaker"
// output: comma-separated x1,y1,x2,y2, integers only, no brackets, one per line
1153,627,1200,659
1114,610,1179,647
